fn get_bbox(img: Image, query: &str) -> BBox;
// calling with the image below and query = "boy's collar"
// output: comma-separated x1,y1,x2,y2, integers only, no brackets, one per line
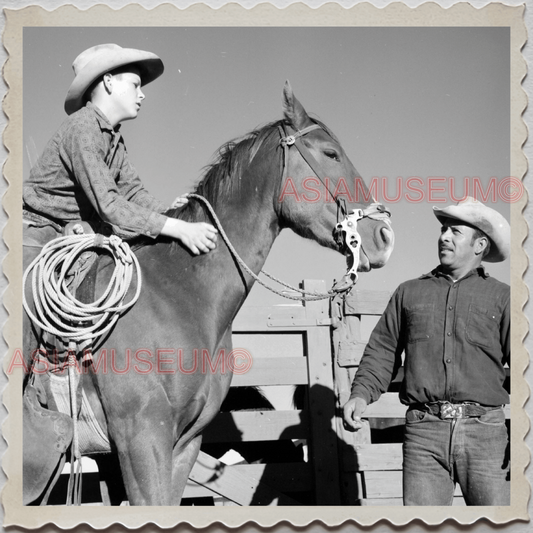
86,102,122,133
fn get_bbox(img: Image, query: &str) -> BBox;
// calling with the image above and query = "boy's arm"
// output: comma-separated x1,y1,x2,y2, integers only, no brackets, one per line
64,123,167,239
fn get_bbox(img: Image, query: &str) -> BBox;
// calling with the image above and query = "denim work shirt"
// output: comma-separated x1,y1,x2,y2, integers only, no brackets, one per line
23,102,167,240
351,266,510,407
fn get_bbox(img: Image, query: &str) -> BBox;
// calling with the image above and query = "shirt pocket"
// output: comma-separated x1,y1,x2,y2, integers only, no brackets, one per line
406,303,434,343
466,304,501,348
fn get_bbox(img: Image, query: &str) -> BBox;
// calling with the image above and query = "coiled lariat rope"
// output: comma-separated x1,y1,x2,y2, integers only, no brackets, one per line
23,231,141,506
188,193,355,301
23,233,142,344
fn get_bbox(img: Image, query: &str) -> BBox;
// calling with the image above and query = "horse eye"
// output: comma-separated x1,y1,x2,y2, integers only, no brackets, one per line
324,150,340,161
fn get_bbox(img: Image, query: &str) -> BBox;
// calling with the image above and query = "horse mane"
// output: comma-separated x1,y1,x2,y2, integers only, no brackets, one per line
166,120,283,222
131,116,336,251
166,115,337,223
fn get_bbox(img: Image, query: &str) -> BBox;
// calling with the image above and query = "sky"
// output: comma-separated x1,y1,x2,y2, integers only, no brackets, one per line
23,26,511,309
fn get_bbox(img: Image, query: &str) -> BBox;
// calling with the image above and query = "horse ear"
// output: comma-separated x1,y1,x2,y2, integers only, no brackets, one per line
282,80,311,130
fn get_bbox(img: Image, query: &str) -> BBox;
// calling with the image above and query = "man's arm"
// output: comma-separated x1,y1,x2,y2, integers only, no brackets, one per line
500,288,510,367
342,287,405,430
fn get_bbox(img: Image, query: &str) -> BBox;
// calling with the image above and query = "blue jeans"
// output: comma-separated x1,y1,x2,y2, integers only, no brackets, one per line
403,407,510,506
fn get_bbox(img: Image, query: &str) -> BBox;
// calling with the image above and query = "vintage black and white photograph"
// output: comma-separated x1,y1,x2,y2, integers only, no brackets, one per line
1,2,528,529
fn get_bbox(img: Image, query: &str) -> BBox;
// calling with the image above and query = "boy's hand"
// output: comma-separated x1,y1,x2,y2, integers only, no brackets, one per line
161,218,218,255
171,194,189,209
342,396,368,431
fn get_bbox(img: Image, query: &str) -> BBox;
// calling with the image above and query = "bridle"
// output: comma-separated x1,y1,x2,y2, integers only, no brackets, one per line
186,121,393,301
278,121,391,287
278,122,391,224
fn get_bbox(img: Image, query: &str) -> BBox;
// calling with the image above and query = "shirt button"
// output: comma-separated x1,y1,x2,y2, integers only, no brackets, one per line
446,359,452,363
448,306,453,310
447,332,451,336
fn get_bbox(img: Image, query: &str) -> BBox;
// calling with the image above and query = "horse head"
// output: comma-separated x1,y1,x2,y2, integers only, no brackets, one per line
277,81,394,273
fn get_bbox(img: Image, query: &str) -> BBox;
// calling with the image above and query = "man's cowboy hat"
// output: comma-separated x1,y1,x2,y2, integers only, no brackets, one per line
64,43,164,115
433,196,510,262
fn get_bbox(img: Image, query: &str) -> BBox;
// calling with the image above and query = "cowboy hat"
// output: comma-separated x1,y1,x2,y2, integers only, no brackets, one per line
64,43,164,115
433,196,510,262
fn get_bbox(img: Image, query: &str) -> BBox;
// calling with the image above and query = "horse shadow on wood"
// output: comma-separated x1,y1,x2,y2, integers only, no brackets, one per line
203,383,354,505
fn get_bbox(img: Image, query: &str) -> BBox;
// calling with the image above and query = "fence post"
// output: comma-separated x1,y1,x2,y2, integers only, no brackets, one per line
302,279,341,505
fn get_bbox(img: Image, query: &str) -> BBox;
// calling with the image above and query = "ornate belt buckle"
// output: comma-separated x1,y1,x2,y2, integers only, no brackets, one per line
440,403,463,419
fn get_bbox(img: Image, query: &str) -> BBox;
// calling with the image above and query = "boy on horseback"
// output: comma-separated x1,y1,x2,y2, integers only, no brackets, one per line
23,43,218,259
22,44,217,504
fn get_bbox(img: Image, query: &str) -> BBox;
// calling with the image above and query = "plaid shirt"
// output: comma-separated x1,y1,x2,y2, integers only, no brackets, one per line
23,102,167,240
351,266,510,407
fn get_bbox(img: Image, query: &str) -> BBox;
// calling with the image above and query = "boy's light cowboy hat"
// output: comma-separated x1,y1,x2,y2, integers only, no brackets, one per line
64,43,164,115
433,196,510,262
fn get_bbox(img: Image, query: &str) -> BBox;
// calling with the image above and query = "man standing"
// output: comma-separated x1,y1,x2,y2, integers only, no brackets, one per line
343,197,510,506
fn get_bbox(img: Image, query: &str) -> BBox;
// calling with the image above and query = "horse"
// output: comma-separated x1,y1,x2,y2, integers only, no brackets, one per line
24,81,394,505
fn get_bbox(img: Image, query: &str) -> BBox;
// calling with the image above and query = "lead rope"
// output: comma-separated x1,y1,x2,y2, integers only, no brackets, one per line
66,344,82,506
188,193,360,301
23,230,142,505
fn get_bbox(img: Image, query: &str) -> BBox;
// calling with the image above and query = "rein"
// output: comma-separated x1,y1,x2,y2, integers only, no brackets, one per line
189,193,330,301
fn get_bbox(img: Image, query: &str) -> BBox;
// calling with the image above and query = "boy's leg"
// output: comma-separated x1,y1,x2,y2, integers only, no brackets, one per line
23,224,62,371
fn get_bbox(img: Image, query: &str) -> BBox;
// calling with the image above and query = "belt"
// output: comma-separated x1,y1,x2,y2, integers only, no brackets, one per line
23,208,64,232
411,401,502,420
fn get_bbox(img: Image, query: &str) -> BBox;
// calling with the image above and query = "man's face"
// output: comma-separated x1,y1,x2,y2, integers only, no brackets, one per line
438,219,479,271
110,70,145,121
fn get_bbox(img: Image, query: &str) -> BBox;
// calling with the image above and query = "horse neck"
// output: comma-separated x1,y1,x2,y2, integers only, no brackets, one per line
144,131,283,318
208,145,282,278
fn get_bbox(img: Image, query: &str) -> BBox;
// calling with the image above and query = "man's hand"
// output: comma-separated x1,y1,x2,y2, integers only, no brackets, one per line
342,396,368,431
170,194,189,209
161,218,218,255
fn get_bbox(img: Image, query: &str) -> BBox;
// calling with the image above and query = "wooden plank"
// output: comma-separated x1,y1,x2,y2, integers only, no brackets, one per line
231,463,313,492
231,357,308,387
363,393,407,418
344,290,392,315
303,280,342,505
360,497,466,506
189,451,297,505
232,333,304,359
233,305,306,331
202,410,308,443
343,443,403,472
184,462,313,499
